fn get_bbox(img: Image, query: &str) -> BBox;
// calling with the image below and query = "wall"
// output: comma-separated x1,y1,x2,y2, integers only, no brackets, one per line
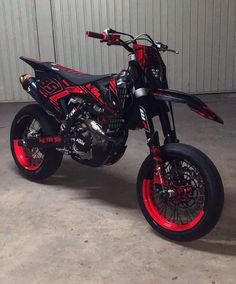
0,0,39,101
0,0,236,102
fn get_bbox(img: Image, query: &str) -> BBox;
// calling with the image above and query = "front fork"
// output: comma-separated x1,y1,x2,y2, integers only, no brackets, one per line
148,133,168,188
129,55,176,191
137,95,169,191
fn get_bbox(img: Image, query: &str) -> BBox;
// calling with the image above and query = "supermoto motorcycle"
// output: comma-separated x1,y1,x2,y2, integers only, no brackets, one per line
10,28,224,241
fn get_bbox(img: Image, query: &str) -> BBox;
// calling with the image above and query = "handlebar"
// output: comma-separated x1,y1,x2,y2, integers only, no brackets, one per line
86,31,105,40
86,29,129,49
86,29,179,54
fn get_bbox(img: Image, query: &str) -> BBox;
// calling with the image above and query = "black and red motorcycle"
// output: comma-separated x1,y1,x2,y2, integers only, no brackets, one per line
10,28,224,241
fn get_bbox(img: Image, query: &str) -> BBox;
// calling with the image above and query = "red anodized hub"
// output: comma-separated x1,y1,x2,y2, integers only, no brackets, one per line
13,140,44,171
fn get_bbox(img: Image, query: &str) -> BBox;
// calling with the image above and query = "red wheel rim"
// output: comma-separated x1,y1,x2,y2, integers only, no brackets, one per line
142,179,205,232
13,139,44,171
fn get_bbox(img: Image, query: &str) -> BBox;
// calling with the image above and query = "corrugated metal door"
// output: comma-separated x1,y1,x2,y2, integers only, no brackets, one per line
0,0,236,102
51,0,236,93
0,0,39,102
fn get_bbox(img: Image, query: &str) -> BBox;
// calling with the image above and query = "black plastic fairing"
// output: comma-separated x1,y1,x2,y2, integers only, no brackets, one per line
151,89,224,124
20,56,113,86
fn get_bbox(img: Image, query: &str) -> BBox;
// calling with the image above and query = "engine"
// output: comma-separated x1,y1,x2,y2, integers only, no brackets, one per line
68,113,128,167
64,77,131,167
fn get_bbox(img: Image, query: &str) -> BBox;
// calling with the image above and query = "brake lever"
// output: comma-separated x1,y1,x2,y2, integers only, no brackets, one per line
155,41,179,54
167,48,179,54
155,42,167,50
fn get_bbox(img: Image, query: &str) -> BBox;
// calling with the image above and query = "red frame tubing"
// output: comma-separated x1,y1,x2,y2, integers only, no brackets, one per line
13,139,44,171
142,179,204,232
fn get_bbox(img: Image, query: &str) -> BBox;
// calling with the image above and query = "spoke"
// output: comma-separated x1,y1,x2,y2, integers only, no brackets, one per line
30,119,36,131
185,207,196,220
158,200,168,213
152,157,206,224
168,205,176,221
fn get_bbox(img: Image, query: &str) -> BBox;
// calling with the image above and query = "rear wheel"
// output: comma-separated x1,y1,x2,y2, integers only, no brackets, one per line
137,143,224,241
10,104,63,180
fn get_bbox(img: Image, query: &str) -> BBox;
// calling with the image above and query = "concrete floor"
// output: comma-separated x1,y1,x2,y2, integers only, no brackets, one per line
0,94,235,284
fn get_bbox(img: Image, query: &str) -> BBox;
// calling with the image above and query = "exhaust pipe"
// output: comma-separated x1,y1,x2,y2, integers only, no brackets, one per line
19,74,39,100
19,74,56,118
84,119,115,142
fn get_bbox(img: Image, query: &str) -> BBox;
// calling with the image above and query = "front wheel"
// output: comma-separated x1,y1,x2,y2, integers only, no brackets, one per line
137,143,224,241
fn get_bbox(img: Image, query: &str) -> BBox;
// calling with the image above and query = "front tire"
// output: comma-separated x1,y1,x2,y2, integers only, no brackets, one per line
137,143,224,241
10,104,63,180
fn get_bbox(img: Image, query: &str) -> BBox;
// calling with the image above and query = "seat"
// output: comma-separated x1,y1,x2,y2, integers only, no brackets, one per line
20,56,112,86
52,63,112,86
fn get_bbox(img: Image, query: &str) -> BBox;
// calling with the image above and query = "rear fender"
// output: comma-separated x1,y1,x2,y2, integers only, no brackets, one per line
151,89,224,124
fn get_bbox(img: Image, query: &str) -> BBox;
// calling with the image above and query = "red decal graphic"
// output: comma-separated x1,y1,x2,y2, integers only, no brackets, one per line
191,105,224,124
109,78,117,95
142,121,148,129
38,78,63,96
39,89,48,98
133,43,149,71
85,84,101,98
139,106,150,132
84,84,115,114
62,79,70,87
37,77,116,115
39,136,62,144
49,90,69,107
66,86,85,94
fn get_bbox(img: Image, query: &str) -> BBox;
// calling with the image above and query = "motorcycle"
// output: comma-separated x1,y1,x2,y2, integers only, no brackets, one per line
10,28,224,241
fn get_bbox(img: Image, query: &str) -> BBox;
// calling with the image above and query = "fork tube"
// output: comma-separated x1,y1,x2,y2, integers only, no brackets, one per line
137,98,155,140
129,53,168,187
128,54,154,140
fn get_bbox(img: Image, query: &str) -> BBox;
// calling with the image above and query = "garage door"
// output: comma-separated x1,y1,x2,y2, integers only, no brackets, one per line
51,0,236,94
0,0,236,102
0,0,39,102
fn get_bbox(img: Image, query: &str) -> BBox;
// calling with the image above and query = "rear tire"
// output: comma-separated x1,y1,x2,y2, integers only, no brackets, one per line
10,104,63,180
137,143,224,241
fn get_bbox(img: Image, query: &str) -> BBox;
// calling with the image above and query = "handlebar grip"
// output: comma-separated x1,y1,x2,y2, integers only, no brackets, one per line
86,31,104,39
